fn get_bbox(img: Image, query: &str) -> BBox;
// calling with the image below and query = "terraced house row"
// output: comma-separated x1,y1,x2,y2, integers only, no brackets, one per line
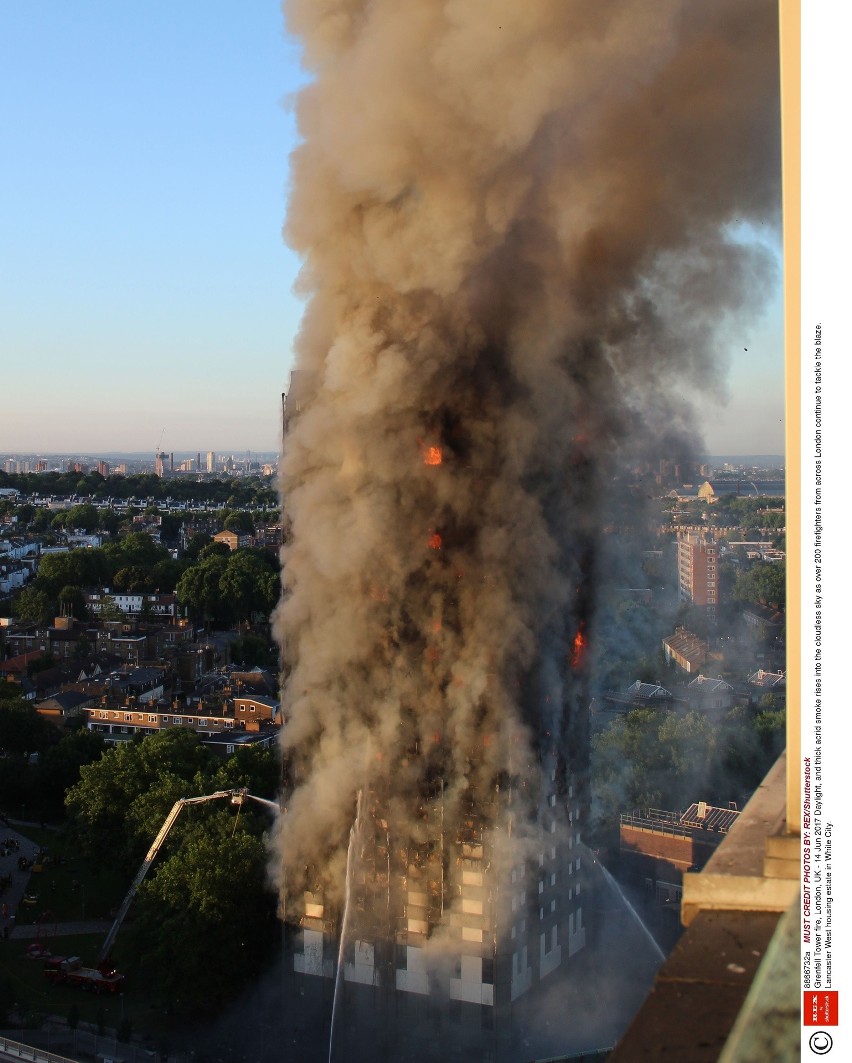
83,690,281,753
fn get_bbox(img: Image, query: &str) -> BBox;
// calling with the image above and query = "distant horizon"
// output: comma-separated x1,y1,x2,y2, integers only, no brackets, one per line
1,450,281,460
1,450,784,465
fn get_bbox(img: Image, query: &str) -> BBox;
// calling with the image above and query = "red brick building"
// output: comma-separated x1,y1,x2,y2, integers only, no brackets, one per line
676,530,719,621
619,803,739,909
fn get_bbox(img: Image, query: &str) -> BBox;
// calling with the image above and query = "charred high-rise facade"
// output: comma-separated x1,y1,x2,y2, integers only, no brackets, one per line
281,763,589,1061
272,1,781,1059
277,376,593,1060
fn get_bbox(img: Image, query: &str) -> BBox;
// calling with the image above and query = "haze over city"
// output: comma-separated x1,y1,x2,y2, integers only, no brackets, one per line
0,3,784,458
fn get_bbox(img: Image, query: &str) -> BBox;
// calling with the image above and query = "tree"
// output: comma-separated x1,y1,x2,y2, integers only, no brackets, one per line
113,565,152,592
29,508,53,533
35,550,109,597
13,586,54,624
99,511,122,536
176,553,229,627
130,812,279,1012
198,541,231,562
158,513,182,541
732,561,785,610
104,531,169,571
208,746,279,797
0,701,55,760
63,731,280,1013
754,707,786,750
590,597,666,690
36,728,106,819
591,703,786,842
715,706,786,798
230,632,276,668
0,755,32,820
65,728,214,868
58,584,88,621
149,557,186,593
591,708,673,834
219,552,279,627
183,532,212,560
65,503,99,533
223,511,255,535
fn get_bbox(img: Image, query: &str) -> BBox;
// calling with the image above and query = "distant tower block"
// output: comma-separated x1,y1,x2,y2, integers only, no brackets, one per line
676,530,719,622
206,451,216,473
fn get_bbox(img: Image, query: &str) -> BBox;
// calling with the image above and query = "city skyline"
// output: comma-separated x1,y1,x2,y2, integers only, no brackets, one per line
1,449,280,462
1,4,784,457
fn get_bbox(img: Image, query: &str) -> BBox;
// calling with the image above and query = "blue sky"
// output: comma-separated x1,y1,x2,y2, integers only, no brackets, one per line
0,2,784,458
1,2,306,456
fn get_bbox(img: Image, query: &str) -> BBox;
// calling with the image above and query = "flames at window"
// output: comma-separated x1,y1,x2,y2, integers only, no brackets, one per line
570,624,588,671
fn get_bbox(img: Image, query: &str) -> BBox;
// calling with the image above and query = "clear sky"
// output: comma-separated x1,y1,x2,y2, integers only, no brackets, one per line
0,2,785,459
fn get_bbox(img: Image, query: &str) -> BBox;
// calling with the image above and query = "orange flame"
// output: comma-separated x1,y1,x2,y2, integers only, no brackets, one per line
427,531,443,550
422,445,443,466
570,624,588,669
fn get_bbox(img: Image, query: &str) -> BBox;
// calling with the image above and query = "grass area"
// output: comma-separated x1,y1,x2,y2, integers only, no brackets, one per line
3,820,282,1052
11,825,128,926
1,824,174,1043
2,931,107,1012
0,929,175,1042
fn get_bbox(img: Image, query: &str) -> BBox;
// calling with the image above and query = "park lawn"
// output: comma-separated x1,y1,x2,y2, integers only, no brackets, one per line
3,826,174,1042
0,929,174,1043
13,825,130,925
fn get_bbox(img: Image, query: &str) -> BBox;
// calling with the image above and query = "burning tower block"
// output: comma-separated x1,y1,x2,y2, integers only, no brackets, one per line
279,369,592,1040
272,0,781,1057
282,749,590,1060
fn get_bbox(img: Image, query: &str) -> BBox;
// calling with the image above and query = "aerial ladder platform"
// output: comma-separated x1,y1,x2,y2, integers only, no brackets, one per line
98,787,279,966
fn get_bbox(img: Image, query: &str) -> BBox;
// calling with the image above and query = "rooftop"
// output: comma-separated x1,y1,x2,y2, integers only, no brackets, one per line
610,754,799,1061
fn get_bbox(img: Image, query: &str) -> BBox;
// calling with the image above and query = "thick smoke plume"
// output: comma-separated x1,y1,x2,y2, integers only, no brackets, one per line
272,0,780,913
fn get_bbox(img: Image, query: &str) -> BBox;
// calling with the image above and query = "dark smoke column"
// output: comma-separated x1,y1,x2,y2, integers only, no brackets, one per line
272,0,780,1046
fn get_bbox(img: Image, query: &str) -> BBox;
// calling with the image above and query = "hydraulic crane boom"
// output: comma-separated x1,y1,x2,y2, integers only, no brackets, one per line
97,788,278,966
